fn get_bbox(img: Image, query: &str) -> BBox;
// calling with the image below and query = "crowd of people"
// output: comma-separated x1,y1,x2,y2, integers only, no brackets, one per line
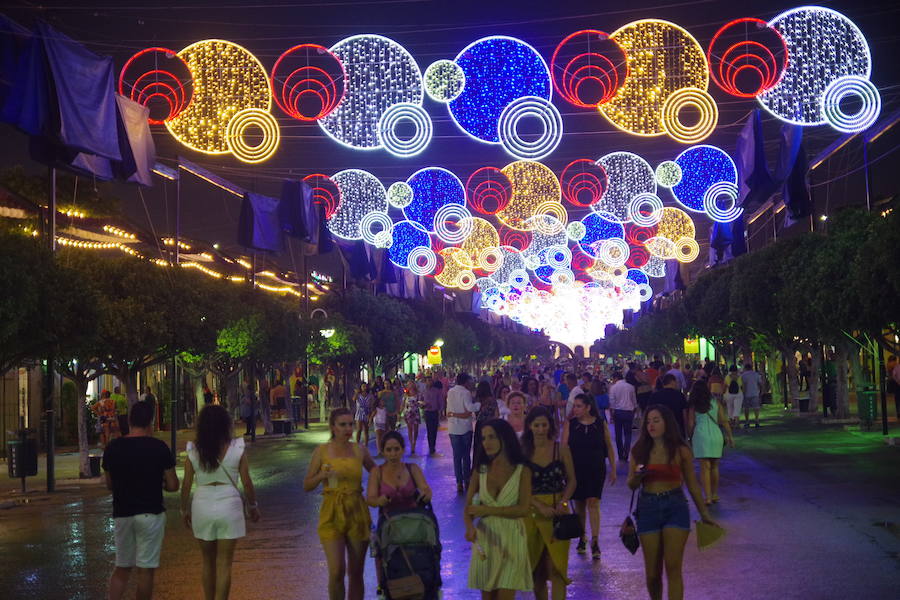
102,356,757,600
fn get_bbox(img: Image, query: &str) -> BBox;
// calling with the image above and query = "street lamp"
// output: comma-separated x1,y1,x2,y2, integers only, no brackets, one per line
320,328,335,338
435,339,444,347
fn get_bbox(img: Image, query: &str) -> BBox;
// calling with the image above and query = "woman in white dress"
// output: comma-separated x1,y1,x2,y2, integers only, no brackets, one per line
465,418,533,599
181,404,260,600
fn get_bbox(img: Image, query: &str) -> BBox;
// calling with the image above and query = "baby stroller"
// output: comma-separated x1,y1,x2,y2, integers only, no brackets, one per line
373,503,442,600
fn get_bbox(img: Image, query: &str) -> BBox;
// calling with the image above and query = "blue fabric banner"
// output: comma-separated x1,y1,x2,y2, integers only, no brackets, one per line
238,193,283,252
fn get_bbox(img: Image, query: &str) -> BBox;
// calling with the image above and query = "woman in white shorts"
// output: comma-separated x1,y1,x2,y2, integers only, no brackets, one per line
723,366,744,429
181,404,261,599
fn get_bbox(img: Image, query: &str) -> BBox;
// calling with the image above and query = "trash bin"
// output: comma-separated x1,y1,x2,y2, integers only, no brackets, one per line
858,389,878,431
6,433,38,479
89,454,102,478
798,395,811,412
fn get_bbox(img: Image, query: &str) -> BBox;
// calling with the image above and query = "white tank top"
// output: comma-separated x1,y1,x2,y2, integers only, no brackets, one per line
187,438,244,485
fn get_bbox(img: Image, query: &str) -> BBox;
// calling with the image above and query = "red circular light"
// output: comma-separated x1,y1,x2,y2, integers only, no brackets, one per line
560,159,608,208
551,30,628,108
271,44,347,121
707,18,788,98
466,167,512,215
303,174,342,219
118,47,193,125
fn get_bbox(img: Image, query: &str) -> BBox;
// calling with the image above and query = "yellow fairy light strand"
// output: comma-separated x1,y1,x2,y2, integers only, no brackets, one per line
498,161,562,231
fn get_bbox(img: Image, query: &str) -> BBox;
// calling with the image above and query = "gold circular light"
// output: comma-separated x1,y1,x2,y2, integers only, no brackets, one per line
225,109,280,163
498,161,562,231
457,217,500,269
660,87,718,144
674,236,700,262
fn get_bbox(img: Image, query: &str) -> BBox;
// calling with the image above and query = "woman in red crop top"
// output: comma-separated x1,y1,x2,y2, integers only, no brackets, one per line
627,404,720,600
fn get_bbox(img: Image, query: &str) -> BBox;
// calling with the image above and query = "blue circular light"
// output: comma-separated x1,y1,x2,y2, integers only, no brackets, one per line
627,268,649,286
672,145,737,213
404,167,466,232
388,220,431,268
578,212,625,258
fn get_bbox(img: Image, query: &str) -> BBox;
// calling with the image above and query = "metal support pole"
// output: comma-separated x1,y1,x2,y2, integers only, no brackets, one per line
170,356,177,460
45,167,56,493
877,340,888,435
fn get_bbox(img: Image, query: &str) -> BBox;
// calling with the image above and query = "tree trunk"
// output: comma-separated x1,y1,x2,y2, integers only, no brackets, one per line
75,378,91,478
808,348,821,414
780,347,801,410
834,344,850,419
120,366,139,406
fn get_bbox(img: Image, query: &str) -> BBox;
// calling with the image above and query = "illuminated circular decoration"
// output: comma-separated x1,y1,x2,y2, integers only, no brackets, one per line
118,47,193,125
499,227,532,252
646,236,676,259
579,212,625,258
672,144,737,212
303,173,341,219
641,255,666,278
435,247,469,288
360,211,394,246
458,217,501,268
320,35,423,150
509,268,530,287
424,60,466,102
566,221,586,241
270,44,347,121
389,220,431,268
660,87,718,144
387,181,414,208
477,246,504,272
532,205,567,234
433,203,473,244
561,159,608,207
166,39,271,154
550,30,628,108
449,36,552,143
675,237,700,263
821,75,881,133
702,181,743,223
404,167,466,232
545,245,572,270
626,268,650,286
498,161,562,231
655,161,682,188
373,230,393,248
328,169,388,240
625,222,658,246
656,206,696,242
497,96,563,160
600,20,709,137
597,237,629,267
637,283,653,302
707,18,788,98
377,102,433,157
466,167,512,215
626,244,650,268
595,152,656,223
627,192,664,227
407,246,437,275
758,7,873,127
550,269,576,287
225,108,280,164
457,270,477,290
523,217,567,261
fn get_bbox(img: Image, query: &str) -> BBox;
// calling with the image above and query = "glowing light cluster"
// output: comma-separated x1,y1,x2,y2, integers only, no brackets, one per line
550,30,628,108
404,167,466,232
424,60,466,102
118,47,194,125
304,174,342,219
595,152,656,223
387,181,414,208
327,169,388,240
270,44,347,121
466,167,512,215
497,96,563,160
225,108,280,163
388,220,431,268
671,144,737,213
166,39,272,155
498,161,562,231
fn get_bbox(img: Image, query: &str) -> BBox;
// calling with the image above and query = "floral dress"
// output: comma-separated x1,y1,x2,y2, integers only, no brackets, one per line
403,394,421,426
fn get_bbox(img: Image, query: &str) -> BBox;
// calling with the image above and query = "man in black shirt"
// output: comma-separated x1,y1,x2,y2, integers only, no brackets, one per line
102,401,179,600
650,374,689,439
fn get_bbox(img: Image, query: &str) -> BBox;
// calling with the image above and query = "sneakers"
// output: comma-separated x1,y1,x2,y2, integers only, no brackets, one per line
576,538,587,554
591,541,601,560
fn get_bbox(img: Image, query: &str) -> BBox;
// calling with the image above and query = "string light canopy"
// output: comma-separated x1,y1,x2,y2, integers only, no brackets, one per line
327,169,388,240
595,152,656,223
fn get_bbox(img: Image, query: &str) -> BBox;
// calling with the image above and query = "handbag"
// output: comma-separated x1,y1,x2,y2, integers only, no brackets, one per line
619,488,640,555
220,456,251,519
550,443,583,540
386,546,425,600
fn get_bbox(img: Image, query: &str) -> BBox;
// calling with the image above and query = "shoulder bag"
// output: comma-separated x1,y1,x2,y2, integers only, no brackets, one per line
551,443,583,540
386,546,425,600
220,450,251,519
619,487,640,555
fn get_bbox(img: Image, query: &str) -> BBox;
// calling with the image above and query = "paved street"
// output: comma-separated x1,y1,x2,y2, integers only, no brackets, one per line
2,408,899,599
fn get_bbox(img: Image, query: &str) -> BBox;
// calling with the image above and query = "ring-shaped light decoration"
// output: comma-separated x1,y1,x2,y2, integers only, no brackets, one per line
407,246,437,275
545,245,573,270
821,75,881,133
166,39,271,154
561,159,608,207
270,44,347,121
566,221,587,241
702,181,743,223
376,102,433,157
118,47,194,125
675,237,700,263
424,60,466,102
672,144,738,212
304,173,342,219
360,211,394,246
532,203,568,234
387,181,414,208
404,167,466,232
509,268,530,287
328,169,388,240
449,36,552,143
498,160,562,231
600,20,709,137
498,226,532,252
707,18,788,98
433,203,474,245
626,244,650,268
457,270,477,290
477,246,504,272
758,7,872,128
465,167,512,215
320,35,423,150
637,283,654,302
497,96,563,160
225,108,280,163
550,30,628,108
550,269,576,287
595,152,656,223
655,161,682,188
489,247,527,286
625,222,658,247
597,237,629,267
628,192,664,227
660,87,719,144
389,220,431,268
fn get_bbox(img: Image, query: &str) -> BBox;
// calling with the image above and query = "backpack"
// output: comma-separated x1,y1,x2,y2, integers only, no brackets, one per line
728,378,739,395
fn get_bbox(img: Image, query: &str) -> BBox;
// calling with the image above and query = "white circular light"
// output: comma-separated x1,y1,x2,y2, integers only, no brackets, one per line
387,181,414,208
566,221,586,241
407,246,437,275
373,230,393,248
497,96,563,160
628,192,664,226
477,246,504,272
424,60,466,102
821,75,881,133
637,283,653,301
376,102,433,157
702,181,743,223
655,161,682,187
545,245,572,270
598,237,629,267
433,203,473,244
360,211,394,246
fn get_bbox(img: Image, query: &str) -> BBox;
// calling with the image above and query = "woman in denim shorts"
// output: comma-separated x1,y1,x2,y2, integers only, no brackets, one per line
627,405,720,600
